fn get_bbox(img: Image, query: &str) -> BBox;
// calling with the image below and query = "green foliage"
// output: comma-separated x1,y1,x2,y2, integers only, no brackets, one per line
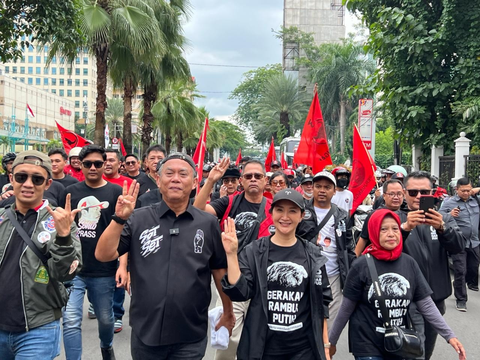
0,0,84,62
452,96,480,146
208,121,246,157
46,139,63,151
345,0,480,151
229,64,283,129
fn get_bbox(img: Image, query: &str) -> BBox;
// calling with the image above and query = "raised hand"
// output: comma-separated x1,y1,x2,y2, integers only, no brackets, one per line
208,157,231,183
221,217,238,255
114,180,140,220
46,193,81,237
403,210,426,231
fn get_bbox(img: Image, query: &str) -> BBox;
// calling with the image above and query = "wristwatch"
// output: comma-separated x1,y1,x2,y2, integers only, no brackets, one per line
112,214,127,225
437,220,446,233
324,342,331,348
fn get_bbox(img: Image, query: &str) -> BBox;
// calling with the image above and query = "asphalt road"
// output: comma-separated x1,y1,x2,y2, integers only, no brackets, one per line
58,283,479,360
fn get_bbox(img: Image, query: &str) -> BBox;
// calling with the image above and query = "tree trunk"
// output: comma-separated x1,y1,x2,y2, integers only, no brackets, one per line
330,126,336,155
94,45,109,146
176,132,183,152
280,112,291,137
165,132,172,154
123,76,134,153
339,99,346,155
141,82,157,151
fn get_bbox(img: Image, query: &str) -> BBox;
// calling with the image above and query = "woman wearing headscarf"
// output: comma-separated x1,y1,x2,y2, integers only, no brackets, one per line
328,209,466,360
221,189,332,360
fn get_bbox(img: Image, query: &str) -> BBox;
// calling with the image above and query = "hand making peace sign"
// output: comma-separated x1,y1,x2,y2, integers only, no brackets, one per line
46,193,81,237
114,180,140,221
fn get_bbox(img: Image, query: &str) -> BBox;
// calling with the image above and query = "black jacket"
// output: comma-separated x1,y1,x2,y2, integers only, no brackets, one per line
222,236,332,360
296,201,356,288
397,209,465,302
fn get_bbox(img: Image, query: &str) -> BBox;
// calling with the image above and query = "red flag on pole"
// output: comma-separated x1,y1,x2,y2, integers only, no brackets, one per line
350,125,377,215
293,90,332,173
119,138,127,157
27,104,35,117
235,148,242,166
192,118,209,187
55,121,90,153
280,151,288,169
264,137,277,172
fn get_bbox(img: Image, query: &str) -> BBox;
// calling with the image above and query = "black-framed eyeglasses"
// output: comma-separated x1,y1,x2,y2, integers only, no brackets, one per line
406,189,432,197
125,161,137,166
243,173,264,180
13,172,47,186
82,160,105,169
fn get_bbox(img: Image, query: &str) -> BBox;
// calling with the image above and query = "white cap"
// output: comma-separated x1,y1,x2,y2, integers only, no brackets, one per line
312,171,336,186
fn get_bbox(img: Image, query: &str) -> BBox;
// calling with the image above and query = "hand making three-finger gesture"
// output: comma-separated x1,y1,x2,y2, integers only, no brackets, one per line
114,180,140,221
208,157,231,183
221,217,238,256
46,193,81,237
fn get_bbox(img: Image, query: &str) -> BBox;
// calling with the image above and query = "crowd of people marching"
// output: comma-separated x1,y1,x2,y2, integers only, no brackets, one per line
0,144,475,360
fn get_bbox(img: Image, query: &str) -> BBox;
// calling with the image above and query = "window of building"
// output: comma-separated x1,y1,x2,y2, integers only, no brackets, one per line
75,90,80,97
67,79,72,86
75,68,80,76
36,78,41,85
67,90,72,97
44,78,49,85
35,67,41,74
4,67,9,74
83,90,88,97
83,68,88,75
52,89,57,94
20,78,25,83
51,78,57,86
12,67,17,74
75,79,80,86
28,67,33,74
51,68,56,75
67,68,72,75
59,79,64,86
20,67,25,74
75,111,80,118
20,56,25,63
83,79,88,86
59,68,65,75
44,68,49,75
83,57,88,65
59,90,64,96
75,101,80,108
44,56,48,63
75,57,80,64
60,57,65,65
28,56,33,63
28,78,33,85
36,56,41,63
28,45,34,52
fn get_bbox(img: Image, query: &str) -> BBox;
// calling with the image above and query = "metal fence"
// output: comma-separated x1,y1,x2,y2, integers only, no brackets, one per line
439,155,455,188
465,155,480,187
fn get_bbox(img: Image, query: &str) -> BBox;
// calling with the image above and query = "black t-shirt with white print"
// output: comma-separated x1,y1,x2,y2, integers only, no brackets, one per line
343,254,432,357
264,239,312,355
210,195,260,233
65,181,123,277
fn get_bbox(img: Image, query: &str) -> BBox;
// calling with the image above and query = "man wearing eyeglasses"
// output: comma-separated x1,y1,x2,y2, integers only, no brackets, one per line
194,158,274,360
399,171,464,360
0,150,82,359
439,177,479,312
61,145,123,360
211,167,241,201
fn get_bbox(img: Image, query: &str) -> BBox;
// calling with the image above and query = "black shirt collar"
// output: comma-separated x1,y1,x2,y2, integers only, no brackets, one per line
157,200,195,219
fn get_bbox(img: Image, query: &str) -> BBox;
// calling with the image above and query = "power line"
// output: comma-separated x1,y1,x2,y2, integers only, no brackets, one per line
189,63,259,68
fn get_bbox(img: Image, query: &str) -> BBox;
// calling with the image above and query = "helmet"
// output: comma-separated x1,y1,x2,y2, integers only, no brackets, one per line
283,169,295,177
331,166,350,178
375,170,382,178
431,174,439,182
2,152,16,171
69,147,82,158
387,165,407,177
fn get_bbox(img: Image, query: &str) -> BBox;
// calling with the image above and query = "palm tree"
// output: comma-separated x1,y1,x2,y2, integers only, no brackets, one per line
75,0,162,145
105,97,124,139
253,74,309,143
310,39,375,154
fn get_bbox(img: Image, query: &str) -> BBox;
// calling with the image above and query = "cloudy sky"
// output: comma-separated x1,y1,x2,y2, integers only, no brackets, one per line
183,0,284,118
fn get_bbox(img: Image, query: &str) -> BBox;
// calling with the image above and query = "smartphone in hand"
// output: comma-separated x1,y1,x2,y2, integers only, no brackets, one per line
419,195,435,213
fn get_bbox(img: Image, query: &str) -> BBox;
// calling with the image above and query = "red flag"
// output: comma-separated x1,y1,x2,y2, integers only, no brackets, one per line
264,137,277,172
119,138,127,157
293,91,332,173
235,148,242,166
55,121,90,153
350,125,377,215
27,104,35,117
192,118,209,187
280,151,288,169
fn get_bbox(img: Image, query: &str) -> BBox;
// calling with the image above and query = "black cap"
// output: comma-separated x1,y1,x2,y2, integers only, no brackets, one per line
203,164,212,172
301,174,313,184
221,167,241,179
271,189,305,211
157,153,196,173
271,160,281,167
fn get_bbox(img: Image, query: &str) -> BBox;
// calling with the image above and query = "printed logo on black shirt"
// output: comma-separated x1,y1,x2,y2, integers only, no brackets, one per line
194,229,204,254
139,225,162,257
77,196,110,238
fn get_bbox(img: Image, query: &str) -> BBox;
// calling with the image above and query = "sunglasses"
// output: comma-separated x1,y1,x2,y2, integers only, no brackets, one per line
406,189,432,197
243,173,264,180
14,172,47,186
271,180,286,186
222,178,238,184
125,161,137,166
82,160,105,169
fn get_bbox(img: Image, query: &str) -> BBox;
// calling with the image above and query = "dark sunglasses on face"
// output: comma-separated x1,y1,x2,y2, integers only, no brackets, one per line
125,161,137,166
243,173,264,180
222,178,238,184
406,189,432,197
14,172,47,186
82,160,105,169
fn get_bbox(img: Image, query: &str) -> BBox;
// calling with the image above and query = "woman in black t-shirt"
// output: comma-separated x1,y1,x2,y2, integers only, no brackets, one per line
221,189,332,360
328,209,466,360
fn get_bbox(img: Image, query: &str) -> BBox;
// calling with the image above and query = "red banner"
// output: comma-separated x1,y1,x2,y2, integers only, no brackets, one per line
281,151,288,169
350,125,377,215
264,137,277,172
193,118,209,189
293,90,332,173
119,138,127,157
55,121,90,154
235,148,242,166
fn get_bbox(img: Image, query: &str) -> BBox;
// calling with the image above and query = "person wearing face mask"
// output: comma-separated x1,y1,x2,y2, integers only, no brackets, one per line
331,167,353,213
300,174,314,201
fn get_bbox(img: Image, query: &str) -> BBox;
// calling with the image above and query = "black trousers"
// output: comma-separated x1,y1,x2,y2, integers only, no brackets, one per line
452,246,480,301
131,332,207,360
410,300,445,360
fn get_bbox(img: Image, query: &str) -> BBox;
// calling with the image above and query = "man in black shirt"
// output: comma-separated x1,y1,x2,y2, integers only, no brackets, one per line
124,153,147,181
62,145,123,360
0,152,15,192
96,153,234,360
48,148,79,188
137,144,166,196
